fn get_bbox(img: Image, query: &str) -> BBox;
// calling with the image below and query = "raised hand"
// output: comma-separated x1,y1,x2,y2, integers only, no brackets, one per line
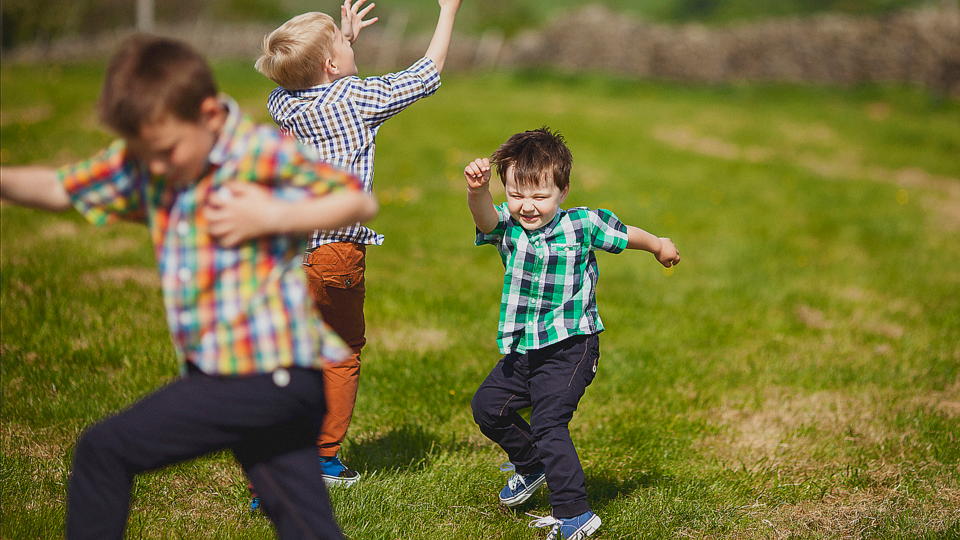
464,158,491,192
340,0,378,44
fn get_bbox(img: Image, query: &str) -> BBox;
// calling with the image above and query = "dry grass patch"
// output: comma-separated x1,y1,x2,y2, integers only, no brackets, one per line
744,487,960,539
699,388,891,470
1,422,74,461
81,267,160,289
367,325,450,353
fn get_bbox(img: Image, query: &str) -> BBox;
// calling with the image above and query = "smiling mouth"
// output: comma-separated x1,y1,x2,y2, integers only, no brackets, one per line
520,215,539,221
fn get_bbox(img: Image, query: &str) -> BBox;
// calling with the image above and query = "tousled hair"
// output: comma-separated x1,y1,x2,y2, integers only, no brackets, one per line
99,34,217,138
491,127,572,191
255,12,338,90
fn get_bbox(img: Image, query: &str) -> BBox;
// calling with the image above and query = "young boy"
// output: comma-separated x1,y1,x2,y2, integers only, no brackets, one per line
254,0,461,486
0,35,377,539
464,128,680,540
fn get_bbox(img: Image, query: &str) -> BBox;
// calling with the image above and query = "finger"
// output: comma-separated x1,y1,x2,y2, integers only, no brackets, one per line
351,0,368,14
361,16,378,28
358,3,375,18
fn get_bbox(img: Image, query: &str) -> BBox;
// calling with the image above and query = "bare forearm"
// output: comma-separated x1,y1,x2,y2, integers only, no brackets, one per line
626,225,662,253
425,5,459,72
0,166,72,212
467,189,498,233
274,191,378,235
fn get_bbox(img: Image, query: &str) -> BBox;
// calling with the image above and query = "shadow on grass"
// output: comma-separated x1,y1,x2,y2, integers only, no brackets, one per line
347,424,475,473
588,467,671,507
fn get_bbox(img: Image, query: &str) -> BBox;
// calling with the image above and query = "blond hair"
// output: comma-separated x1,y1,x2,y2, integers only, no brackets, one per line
255,12,338,90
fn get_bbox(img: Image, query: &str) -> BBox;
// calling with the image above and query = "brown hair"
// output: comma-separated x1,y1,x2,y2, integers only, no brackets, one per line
255,12,338,90
98,34,218,138
491,127,572,191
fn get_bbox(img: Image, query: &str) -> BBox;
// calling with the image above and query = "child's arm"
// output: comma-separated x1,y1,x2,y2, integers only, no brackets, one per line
205,182,377,248
0,166,72,212
340,0,378,44
626,225,681,268
425,0,462,73
464,157,498,233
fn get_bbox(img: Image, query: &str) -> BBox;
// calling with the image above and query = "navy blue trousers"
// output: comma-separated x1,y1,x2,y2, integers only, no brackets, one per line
471,334,600,518
67,365,343,540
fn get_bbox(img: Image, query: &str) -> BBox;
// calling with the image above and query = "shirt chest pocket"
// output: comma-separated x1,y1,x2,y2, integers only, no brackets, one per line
546,243,588,267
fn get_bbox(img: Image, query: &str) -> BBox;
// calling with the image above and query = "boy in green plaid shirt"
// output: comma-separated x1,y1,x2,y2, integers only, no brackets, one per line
465,128,680,540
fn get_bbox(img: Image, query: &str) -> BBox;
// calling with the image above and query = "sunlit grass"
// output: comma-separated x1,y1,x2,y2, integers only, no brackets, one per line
2,62,958,538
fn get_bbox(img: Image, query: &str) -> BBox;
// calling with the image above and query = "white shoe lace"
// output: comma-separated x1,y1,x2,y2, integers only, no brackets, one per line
527,513,561,540
507,473,524,491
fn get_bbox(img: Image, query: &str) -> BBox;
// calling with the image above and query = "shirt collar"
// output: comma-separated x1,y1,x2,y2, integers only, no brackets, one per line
207,95,242,167
524,208,566,238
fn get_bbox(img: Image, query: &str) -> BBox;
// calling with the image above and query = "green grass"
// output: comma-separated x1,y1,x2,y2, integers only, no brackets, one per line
2,62,959,538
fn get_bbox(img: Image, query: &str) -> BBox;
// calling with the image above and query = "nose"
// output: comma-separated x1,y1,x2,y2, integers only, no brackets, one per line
521,200,535,213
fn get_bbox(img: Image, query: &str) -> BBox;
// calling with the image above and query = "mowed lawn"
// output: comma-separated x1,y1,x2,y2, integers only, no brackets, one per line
2,61,959,539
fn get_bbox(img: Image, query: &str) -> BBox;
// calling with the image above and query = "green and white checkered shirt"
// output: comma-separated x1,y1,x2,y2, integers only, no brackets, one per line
476,203,629,354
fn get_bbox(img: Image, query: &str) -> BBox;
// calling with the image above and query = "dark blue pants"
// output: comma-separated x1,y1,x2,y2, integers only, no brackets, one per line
471,334,600,518
67,365,344,540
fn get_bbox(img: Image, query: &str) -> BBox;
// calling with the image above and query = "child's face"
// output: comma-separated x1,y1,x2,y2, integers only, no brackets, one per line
504,167,569,231
329,29,357,79
127,98,226,186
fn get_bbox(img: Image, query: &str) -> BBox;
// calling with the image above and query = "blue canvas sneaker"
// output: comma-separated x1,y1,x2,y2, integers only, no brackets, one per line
499,469,546,507
319,455,360,487
528,511,602,540
248,496,262,512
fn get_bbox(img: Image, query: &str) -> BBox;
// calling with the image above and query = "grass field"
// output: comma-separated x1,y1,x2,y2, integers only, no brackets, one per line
2,61,959,539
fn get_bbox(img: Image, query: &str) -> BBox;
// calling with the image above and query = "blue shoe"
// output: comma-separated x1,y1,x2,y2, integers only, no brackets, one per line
499,469,546,507
319,455,360,487
249,496,262,512
528,511,602,540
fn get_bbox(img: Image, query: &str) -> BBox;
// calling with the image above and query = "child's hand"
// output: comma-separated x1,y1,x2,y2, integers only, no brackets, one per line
464,158,491,192
205,182,283,247
341,0,378,44
654,237,681,268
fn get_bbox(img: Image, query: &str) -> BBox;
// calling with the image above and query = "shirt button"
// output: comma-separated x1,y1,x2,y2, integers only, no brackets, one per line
178,267,192,282
176,221,189,236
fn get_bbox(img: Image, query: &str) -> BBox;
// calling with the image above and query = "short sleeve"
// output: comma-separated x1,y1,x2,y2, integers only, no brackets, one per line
56,140,147,225
475,202,511,246
587,208,628,253
349,57,441,127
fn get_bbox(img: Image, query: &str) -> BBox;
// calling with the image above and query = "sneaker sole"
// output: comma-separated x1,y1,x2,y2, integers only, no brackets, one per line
499,475,546,507
323,474,360,488
567,514,602,540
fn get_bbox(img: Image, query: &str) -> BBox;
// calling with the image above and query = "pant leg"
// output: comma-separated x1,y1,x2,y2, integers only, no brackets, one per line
470,352,543,474
231,370,343,539
67,366,342,540
305,243,366,458
528,334,600,518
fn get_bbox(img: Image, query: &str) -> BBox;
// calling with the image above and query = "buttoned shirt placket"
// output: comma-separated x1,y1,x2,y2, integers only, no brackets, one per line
525,228,547,352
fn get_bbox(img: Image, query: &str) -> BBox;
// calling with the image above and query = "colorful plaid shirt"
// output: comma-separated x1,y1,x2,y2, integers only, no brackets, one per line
57,96,359,376
266,57,441,248
476,203,629,354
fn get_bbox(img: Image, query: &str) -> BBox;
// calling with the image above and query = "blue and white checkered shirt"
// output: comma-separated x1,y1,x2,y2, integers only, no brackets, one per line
266,57,441,247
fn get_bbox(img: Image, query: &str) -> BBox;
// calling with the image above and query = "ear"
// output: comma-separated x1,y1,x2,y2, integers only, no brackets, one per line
559,185,570,204
199,96,226,132
324,56,339,76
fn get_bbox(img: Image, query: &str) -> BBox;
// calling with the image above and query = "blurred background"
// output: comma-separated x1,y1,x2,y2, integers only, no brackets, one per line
3,0,959,95
2,1,958,538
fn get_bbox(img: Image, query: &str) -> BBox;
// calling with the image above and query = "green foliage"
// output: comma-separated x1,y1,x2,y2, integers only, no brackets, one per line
2,62,959,538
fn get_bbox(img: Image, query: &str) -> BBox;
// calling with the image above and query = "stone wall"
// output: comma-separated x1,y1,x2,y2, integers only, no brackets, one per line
5,3,959,95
